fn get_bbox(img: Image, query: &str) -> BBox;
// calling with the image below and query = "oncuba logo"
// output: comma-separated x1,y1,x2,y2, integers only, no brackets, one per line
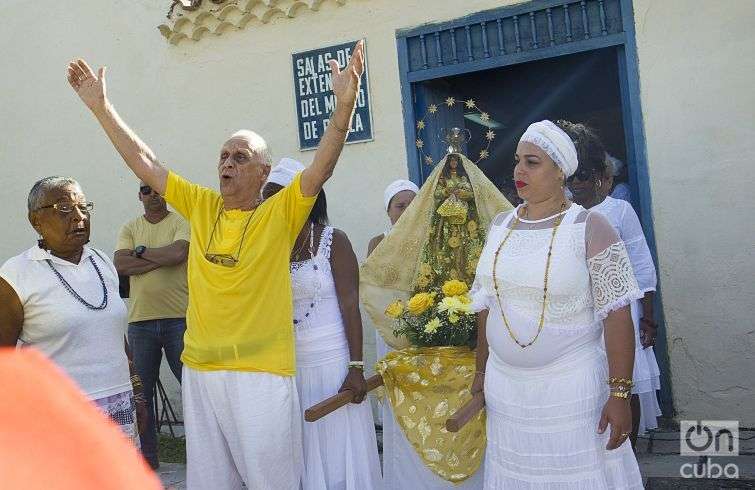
679,421,739,479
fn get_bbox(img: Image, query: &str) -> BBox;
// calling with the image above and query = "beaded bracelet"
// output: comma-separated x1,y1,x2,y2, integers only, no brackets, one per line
348,361,364,370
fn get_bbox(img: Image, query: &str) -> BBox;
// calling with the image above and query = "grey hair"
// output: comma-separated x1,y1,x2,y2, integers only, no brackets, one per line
605,153,624,177
230,130,273,167
28,176,81,212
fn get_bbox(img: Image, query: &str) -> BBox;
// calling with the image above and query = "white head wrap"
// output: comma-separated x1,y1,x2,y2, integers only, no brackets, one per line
384,179,419,210
605,153,624,176
519,120,578,177
267,157,305,187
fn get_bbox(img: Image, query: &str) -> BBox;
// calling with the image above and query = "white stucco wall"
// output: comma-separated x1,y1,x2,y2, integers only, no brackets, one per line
632,0,755,425
1,0,753,425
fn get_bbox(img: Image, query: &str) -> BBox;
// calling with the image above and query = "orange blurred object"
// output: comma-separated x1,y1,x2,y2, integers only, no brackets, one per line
0,348,162,489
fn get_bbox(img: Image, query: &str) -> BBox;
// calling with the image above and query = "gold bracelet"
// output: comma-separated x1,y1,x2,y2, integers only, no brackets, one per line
328,116,348,134
607,377,634,388
610,390,630,400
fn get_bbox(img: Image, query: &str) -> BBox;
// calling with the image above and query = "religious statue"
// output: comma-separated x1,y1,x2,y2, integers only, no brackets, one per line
359,131,513,483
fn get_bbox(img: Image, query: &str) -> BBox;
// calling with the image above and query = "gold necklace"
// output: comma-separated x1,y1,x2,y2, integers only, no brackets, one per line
491,202,567,348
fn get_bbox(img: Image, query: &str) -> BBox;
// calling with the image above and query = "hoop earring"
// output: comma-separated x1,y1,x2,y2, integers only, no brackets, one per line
596,180,602,189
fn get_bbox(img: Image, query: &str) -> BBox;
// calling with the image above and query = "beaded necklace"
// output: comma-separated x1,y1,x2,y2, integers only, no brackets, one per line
291,222,322,326
45,255,108,310
491,202,566,348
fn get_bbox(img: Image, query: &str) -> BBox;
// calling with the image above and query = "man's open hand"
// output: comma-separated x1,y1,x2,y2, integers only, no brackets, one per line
328,40,364,110
67,59,107,113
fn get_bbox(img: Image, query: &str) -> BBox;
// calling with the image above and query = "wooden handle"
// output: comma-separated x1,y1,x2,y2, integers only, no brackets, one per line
304,374,384,422
445,392,485,432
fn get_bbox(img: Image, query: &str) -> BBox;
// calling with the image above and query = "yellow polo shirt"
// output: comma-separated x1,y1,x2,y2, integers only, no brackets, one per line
164,170,315,375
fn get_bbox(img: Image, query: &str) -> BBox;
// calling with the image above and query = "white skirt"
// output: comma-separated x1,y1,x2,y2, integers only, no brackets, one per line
484,343,643,489
297,323,383,490
629,300,662,434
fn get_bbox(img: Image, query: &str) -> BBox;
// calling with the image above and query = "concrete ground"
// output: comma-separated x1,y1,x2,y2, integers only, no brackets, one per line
157,427,755,489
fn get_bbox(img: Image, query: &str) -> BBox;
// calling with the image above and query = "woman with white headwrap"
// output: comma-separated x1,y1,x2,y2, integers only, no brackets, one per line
262,158,383,490
470,120,644,487
367,179,420,256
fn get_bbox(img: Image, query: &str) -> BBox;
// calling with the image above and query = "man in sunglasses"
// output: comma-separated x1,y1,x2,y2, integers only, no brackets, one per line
113,182,189,470
67,40,365,489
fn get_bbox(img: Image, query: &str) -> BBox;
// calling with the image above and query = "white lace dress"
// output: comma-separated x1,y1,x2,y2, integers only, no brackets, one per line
291,226,383,490
594,197,662,434
471,204,644,489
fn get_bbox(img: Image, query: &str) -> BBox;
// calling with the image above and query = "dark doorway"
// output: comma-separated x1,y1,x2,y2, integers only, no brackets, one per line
414,47,629,207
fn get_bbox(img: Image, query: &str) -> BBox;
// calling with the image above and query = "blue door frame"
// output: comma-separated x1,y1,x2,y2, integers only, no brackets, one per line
395,0,673,416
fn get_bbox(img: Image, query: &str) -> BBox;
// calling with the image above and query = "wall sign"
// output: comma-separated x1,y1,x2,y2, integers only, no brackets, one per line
292,40,373,150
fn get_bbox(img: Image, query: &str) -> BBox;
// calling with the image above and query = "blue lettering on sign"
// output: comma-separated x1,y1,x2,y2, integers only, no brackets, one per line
292,40,373,150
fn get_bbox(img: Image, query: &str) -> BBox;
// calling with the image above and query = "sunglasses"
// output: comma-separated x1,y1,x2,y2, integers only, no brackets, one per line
204,253,239,268
140,186,154,195
567,168,594,183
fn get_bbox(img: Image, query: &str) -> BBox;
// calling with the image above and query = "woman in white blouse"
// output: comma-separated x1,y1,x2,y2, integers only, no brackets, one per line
470,121,644,488
0,177,146,446
566,125,662,445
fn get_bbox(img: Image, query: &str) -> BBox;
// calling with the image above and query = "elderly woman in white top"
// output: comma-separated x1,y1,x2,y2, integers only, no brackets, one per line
262,159,383,490
471,121,644,488
0,177,146,446
367,179,419,369
566,126,662,445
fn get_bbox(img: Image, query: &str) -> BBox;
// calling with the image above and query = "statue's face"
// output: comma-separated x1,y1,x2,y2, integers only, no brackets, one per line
448,156,459,169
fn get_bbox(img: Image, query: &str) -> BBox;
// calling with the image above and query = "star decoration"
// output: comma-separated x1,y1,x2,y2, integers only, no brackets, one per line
485,129,496,141
465,99,476,108
416,139,424,149
480,112,490,122
445,97,456,107
428,104,438,114
417,120,426,130
425,155,434,165
479,149,490,159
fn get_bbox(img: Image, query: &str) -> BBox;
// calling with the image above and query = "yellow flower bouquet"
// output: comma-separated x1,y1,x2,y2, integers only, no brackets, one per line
386,280,476,347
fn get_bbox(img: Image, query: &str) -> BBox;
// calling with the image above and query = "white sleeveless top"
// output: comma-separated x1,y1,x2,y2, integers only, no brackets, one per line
290,226,349,367
0,246,131,399
471,204,642,368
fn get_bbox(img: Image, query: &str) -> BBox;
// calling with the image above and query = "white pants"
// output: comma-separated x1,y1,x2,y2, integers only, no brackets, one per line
183,366,303,490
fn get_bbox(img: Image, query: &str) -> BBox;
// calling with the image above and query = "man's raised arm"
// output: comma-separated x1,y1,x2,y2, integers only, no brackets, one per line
301,40,365,197
67,59,168,194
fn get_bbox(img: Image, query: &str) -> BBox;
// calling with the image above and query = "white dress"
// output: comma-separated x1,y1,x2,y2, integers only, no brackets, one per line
471,204,644,489
593,197,662,434
292,226,383,490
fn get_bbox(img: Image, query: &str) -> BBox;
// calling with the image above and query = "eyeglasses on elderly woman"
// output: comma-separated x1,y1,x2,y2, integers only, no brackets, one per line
35,201,94,214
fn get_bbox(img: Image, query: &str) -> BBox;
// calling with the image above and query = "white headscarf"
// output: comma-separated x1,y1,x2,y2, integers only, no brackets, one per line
267,157,305,187
519,120,578,178
383,179,420,210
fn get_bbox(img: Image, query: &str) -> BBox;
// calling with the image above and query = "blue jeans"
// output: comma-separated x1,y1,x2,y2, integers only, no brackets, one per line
128,317,185,467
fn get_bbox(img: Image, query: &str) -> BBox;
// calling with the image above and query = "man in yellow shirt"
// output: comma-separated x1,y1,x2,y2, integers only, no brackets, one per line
114,182,189,469
68,40,365,489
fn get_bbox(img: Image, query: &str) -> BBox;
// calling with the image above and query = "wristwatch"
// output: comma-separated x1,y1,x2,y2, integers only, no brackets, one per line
134,245,146,258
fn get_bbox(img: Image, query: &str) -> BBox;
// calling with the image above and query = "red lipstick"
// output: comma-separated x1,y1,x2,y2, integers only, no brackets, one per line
515,180,527,189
